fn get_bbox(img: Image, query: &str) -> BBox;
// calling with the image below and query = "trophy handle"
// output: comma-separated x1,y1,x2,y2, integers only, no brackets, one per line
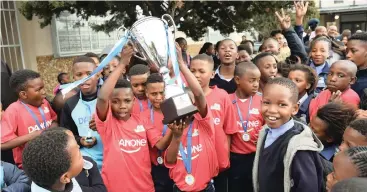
117,26,129,39
161,14,177,39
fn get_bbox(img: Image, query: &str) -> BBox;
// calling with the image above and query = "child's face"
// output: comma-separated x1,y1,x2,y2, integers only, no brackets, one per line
261,84,298,128
288,70,311,96
146,82,165,109
64,130,84,182
218,40,238,65
189,60,214,89
262,39,280,55
235,68,261,96
339,127,367,152
178,40,188,52
21,77,46,107
311,41,329,65
73,62,98,95
274,33,285,48
237,50,251,63
111,88,134,120
130,73,149,100
346,40,367,69
61,74,70,84
309,116,333,144
207,45,215,55
257,56,277,83
327,62,355,93
342,36,348,45
326,152,359,191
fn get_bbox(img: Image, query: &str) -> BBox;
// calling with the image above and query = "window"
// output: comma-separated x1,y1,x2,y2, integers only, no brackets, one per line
52,12,121,57
334,0,344,4
1,1,25,72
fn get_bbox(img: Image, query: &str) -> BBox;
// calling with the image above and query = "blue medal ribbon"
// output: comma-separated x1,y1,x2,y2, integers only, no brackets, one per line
179,123,193,174
150,108,168,159
138,99,151,112
21,102,47,130
234,95,253,134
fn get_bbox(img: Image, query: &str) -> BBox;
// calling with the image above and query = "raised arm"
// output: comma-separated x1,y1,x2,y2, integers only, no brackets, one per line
176,44,207,118
96,47,133,121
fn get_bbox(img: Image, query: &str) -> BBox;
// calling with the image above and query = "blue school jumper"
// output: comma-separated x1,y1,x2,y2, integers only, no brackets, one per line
352,68,367,99
296,93,315,124
60,91,103,170
309,61,330,94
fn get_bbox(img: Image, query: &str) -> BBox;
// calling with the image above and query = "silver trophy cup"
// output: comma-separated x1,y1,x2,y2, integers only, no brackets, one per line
129,14,197,124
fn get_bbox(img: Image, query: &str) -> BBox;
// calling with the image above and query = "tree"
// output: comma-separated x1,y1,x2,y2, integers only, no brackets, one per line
19,1,318,41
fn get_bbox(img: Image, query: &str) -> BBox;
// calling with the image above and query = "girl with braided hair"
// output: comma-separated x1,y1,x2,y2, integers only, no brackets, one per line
326,146,367,191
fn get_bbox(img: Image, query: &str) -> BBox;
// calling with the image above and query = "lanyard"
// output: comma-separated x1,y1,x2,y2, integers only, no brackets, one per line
234,95,253,133
138,99,151,112
150,108,168,157
21,102,47,129
179,123,193,174
80,91,95,137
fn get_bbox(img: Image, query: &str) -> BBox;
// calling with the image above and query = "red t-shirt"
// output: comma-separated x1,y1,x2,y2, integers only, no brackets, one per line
309,88,360,119
206,86,237,170
95,104,161,192
229,93,265,154
140,108,171,166
1,100,57,167
164,107,219,191
131,97,149,115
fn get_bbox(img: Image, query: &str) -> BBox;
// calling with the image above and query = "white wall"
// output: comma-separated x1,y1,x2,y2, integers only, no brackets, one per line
320,0,367,8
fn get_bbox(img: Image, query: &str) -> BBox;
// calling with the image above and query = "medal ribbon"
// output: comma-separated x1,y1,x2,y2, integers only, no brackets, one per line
150,108,168,158
21,102,47,130
80,91,94,137
179,123,193,174
234,95,253,133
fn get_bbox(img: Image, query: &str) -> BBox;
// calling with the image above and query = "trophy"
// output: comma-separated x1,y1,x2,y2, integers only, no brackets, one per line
129,14,198,124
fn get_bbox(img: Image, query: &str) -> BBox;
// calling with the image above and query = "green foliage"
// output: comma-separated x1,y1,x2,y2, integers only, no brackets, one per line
19,1,319,41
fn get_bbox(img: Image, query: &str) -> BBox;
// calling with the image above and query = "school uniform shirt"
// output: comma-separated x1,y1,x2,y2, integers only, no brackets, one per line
60,92,104,170
209,66,237,94
94,104,162,192
309,61,330,93
140,108,171,166
131,98,150,115
31,178,82,192
164,106,219,191
296,93,314,124
206,86,237,170
229,93,264,154
309,88,360,119
1,99,57,168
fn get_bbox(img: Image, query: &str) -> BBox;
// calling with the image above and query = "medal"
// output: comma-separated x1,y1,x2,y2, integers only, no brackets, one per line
157,156,163,165
242,133,250,142
185,174,195,185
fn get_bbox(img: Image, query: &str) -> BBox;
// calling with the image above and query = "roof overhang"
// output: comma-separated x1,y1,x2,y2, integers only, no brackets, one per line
320,5,367,14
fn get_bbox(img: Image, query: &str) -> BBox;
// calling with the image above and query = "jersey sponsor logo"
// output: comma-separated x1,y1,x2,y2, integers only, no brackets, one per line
192,129,199,137
249,108,260,115
210,103,221,111
118,139,147,153
27,120,53,133
177,144,202,160
236,120,261,128
134,125,145,133
213,118,220,125
43,107,50,114
78,116,92,125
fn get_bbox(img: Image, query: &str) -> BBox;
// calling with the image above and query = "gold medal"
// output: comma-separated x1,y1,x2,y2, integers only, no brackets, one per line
185,174,195,185
157,156,163,165
242,133,250,142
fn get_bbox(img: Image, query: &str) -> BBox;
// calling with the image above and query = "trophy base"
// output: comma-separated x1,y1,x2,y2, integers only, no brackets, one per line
160,92,198,125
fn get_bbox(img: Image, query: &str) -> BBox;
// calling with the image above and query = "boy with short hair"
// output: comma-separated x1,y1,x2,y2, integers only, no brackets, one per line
252,77,324,192
53,72,70,95
190,53,237,191
309,60,360,118
165,45,219,192
22,129,84,192
209,39,238,94
228,61,265,192
347,32,367,99
1,69,58,168
60,56,104,170
128,64,151,115
252,52,278,93
94,47,175,192
140,73,174,192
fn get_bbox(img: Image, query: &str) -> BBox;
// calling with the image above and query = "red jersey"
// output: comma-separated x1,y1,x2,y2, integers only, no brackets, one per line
1,100,57,167
95,104,162,192
229,93,265,154
140,108,171,166
131,97,150,115
205,86,237,170
165,106,219,191
309,88,360,119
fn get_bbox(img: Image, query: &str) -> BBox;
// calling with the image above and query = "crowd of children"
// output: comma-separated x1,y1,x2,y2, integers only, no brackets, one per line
1,1,367,192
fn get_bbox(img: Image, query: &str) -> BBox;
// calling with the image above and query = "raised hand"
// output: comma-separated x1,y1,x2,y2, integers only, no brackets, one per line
294,0,309,18
120,45,134,66
168,117,189,139
275,8,291,30
329,90,342,103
